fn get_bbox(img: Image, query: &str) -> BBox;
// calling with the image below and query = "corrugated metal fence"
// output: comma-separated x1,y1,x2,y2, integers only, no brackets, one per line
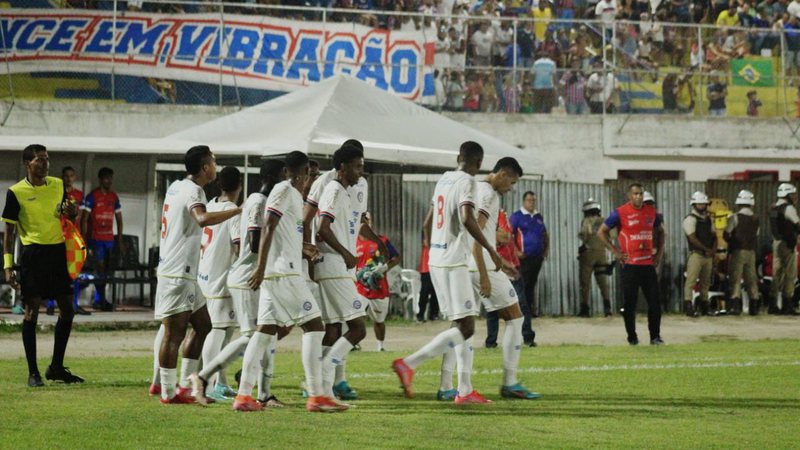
369,175,789,316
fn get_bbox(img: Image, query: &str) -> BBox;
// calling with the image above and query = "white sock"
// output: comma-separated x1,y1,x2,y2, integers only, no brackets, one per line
439,347,456,391
201,328,226,390
151,324,165,385
217,327,235,387
334,355,347,385
258,335,278,401
160,367,177,401
179,358,199,388
455,337,474,397
238,332,272,397
377,340,385,351
198,335,250,382
322,337,353,397
302,331,325,397
404,328,465,369
502,318,523,386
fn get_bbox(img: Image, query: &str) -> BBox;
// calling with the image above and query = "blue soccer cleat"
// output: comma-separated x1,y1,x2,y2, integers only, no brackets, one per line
500,383,541,400
214,383,237,399
333,381,358,400
436,389,458,401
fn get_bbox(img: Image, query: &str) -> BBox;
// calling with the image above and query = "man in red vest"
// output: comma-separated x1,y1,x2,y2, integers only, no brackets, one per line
597,183,666,346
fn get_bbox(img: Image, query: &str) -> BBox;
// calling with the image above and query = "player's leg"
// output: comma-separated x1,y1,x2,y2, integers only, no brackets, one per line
159,311,191,403
437,346,457,400
22,295,43,386
642,266,663,344
497,299,539,400
620,266,640,345
45,243,82,383
257,324,293,407
367,298,389,351
324,316,366,399
216,326,235,388
200,297,236,399
150,324,165,395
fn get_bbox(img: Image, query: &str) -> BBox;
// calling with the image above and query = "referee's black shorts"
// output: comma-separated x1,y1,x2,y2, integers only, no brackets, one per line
19,243,73,301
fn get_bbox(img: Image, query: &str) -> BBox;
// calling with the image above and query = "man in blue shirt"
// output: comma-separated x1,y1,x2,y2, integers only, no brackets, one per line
532,51,557,113
510,191,549,346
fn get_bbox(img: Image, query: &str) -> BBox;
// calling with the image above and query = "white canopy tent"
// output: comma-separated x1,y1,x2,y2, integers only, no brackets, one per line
169,75,538,169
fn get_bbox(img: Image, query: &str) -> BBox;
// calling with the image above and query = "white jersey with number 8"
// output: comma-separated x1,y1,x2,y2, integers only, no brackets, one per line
428,170,477,268
158,179,207,280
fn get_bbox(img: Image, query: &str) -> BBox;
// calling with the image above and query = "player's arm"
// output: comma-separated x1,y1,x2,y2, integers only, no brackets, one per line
3,222,18,289
190,205,241,228
654,223,666,264
248,213,280,290
422,207,433,248
360,213,389,256
318,215,357,269
542,229,550,259
462,203,512,273
115,211,125,254
385,238,401,270
80,199,90,237
473,212,492,297
302,202,317,246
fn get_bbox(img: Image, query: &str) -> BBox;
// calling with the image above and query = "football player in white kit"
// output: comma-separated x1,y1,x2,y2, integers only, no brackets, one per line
302,140,387,401
439,157,540,401
229,151,346,412
155,146,241,404
189,159,288,408
392,142,513,405
196,166,242,401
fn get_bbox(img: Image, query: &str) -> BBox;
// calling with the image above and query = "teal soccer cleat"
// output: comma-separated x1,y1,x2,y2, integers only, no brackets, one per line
500,383,541,400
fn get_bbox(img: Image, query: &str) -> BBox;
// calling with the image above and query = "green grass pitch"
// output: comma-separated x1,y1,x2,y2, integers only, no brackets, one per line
2,339,799,449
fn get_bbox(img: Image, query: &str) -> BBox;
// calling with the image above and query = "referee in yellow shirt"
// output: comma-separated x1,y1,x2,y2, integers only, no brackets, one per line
2,144,84,387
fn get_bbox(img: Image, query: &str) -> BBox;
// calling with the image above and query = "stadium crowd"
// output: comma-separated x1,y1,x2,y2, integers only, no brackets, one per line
63,0,800,114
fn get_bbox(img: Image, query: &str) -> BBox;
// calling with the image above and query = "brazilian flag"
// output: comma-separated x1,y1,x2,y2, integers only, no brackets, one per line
731,58,775,87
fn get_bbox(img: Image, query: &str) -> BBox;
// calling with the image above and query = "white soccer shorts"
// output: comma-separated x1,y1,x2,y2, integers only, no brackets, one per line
257,275,321,327
154,276,207,320
430,266,478,321
470,270,519,313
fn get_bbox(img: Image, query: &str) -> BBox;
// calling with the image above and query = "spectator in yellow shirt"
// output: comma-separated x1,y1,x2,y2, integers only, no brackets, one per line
532,0,553,42
716,4,740,27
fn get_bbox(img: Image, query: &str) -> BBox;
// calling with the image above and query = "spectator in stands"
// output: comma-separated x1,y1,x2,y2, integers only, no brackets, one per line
532,0,554,41
595,0,618,41
560,60,589,114
81,168,123,312
717,3,741,26
448,26,467,72
532,50,558,113
788,0,800,18
471,21,494,68
784,15,800,82
747,90,762,116
503,74,522,112
568,33,594,71
517,21,537,69
707,71,728,116
493,20,514,68
464,73,483,111
676,72,696,113
662,73,679,112
445,71,465,110
435,26,452,70
482,71,500,111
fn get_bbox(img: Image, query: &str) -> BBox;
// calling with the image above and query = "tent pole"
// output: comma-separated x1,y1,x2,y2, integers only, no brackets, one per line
244,154,249,196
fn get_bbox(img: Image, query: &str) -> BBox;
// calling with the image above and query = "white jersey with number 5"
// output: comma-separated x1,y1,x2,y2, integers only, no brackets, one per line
428,170,476,268
197,198,239,298
227,192,267,289
468,180,499,272
158,179,207,280
265,180,304,277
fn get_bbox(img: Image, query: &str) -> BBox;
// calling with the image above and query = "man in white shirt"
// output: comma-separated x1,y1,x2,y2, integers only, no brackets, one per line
154,145,241,404
470,21,494,67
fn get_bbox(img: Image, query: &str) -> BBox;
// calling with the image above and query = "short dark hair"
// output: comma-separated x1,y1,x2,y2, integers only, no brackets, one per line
332,144,364,170
23,144,46,162
628,183,643,192
62,166,75,175
523,191,536,200
260,158,286,184
493,157,523,177
185,145,213,175
285,151,309,171
308,159,320,169
218,166,241,192
98,167,114,179
342,139,364,151
459,141,484,164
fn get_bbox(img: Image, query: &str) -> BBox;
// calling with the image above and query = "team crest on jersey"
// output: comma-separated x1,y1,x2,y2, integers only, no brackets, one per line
353,299,362,309
295,219,304,233
357,192,364,203
303,301,313,311
509,288,516,298
228,310,235,320
465,300,473,310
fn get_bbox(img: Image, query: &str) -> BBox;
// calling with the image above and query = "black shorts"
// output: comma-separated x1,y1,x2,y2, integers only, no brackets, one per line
20,243,73,301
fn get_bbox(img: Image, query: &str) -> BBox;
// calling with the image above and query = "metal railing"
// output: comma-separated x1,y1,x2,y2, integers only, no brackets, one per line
0,1,796,118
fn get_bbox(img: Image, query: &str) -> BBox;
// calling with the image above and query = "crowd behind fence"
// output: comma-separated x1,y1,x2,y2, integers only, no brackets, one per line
0,0,798,117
